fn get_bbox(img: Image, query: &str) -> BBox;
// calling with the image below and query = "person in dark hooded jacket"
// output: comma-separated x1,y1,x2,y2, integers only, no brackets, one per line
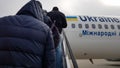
47,6,67,68
47,6,67,34
43,10,60,48
0,1,55,68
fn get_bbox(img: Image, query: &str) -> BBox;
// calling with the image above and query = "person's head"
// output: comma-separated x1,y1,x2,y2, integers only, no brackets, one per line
16,1,44,21
43,10,48,15
44,10,47,13
52,6,59,11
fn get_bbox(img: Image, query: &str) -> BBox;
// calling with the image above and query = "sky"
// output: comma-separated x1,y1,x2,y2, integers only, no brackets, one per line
0,0,120,17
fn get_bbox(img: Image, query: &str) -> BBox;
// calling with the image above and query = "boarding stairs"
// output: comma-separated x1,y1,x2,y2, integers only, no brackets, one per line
61,30,78,68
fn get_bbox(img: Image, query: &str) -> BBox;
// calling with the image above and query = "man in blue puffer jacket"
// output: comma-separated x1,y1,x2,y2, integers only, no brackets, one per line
0,1,56,68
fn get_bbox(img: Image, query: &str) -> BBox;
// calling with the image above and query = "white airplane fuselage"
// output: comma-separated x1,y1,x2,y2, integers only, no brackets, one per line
64,15,120,59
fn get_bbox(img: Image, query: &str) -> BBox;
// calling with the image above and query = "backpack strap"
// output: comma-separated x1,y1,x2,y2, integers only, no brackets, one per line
50,20,56,29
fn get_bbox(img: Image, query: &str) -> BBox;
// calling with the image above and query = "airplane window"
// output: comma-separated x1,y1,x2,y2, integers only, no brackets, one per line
111,25,114,29
71,24,75,28
92,24,96,29
98,24,102,29
78,24,82,28
85,24,89,29
117,25,120,29
104,24,108,29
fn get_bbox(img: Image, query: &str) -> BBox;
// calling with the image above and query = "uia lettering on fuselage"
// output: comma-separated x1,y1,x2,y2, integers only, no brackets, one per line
79,16,120,23
82,30,117,37
78,16,120,37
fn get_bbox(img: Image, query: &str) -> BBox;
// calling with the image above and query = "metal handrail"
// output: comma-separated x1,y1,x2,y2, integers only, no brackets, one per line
61,38,68,68
62,30,78,68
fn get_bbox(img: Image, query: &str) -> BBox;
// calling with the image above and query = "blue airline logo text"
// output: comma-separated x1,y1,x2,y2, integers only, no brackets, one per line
82,30,117,37
79,16,120,23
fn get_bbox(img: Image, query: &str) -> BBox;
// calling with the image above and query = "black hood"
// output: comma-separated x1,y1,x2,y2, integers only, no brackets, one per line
16,1,43,21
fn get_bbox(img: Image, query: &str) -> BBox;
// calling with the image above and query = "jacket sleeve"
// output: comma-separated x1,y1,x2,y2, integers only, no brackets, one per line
61,14,67,28
43,29,56,68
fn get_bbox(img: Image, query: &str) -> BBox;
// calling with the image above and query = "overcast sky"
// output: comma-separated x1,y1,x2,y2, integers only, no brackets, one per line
0,0,120,17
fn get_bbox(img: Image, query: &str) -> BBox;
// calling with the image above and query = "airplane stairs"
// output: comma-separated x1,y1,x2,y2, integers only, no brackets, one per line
61,30,78,68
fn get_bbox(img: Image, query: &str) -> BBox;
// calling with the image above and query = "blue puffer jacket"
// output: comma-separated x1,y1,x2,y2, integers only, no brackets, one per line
0,1,55,68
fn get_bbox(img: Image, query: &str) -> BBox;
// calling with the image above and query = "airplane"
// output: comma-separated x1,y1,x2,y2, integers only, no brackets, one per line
1,0,120,68
63,15,120,62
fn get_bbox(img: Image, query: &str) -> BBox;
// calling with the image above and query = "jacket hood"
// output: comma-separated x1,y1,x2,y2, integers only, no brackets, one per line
16,1,43,21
